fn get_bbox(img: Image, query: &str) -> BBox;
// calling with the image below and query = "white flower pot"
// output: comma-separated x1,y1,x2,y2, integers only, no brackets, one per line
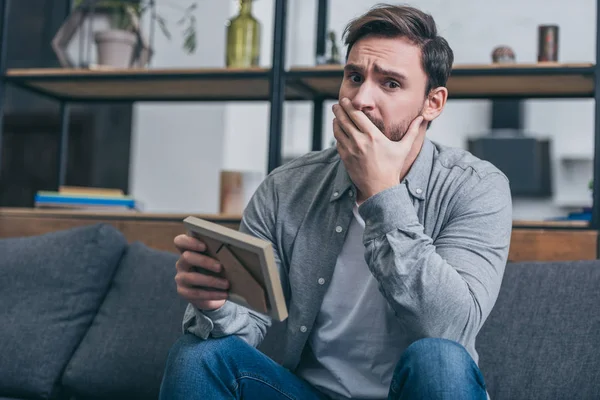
94,29,137,68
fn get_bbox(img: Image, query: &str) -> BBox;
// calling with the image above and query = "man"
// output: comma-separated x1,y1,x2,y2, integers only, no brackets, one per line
160,4,512,400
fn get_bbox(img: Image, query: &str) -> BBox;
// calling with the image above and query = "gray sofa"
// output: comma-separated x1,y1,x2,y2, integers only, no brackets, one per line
0,223,598,400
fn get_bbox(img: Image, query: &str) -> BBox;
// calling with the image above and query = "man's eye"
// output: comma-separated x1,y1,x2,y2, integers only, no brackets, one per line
348,73,362,83
385,80,400,89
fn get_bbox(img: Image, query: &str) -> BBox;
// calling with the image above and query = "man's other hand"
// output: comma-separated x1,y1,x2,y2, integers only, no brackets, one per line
174,234,230,311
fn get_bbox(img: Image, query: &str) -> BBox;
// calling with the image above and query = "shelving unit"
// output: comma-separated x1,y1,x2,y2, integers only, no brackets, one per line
1,0,600,234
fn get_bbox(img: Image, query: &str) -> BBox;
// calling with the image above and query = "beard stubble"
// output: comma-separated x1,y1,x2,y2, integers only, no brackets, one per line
365,106,424,142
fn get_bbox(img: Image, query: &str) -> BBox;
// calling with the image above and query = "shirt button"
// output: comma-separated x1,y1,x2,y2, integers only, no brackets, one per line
335,226,343,233
318,278,325,285
300,326,307,333
415,188,423,194
348,190,354,197
333,191,339,197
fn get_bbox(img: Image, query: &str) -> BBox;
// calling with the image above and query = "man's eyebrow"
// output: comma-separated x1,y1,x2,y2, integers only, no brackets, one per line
344,63,365,74
373,63,407,82
343,63,408,82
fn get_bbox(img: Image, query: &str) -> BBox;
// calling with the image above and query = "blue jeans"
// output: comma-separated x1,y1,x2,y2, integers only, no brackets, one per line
159,334,487,400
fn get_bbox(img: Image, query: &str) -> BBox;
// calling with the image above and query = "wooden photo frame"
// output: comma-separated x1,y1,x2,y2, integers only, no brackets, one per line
183,216,288,321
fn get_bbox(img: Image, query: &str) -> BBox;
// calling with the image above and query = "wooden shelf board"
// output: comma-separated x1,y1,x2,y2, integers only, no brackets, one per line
512,219,590,228
4,67,305,101
288,63,595,99
0,207,242,222
4,63,594,101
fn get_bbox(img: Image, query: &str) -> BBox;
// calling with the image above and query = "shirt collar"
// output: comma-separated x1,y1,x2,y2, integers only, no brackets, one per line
330,138,435,202
403,137,435,201
330,156,355,202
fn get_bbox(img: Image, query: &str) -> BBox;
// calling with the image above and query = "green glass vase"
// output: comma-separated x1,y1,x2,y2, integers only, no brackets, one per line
226,0,261,68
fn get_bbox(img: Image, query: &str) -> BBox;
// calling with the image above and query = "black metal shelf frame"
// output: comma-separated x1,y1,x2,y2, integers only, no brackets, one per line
1,0,600,236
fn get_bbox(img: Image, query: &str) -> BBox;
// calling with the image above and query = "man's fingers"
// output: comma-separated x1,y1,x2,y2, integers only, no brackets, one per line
177,286,229,301
176,270,230,290
176,258,192,272
178,251,223,274
401,115,425,146
333,118,346,139
333,118,352,152
339,97,377,135
174,234,207,254
332,103,361,141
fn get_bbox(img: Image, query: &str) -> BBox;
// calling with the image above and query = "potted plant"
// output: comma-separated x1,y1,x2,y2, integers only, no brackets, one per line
75,0,197,68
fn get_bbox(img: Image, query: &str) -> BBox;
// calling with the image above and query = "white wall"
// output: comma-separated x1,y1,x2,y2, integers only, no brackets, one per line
129,0,230,213
222,0,597,221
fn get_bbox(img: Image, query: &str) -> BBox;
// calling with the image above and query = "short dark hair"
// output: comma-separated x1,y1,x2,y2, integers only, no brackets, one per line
342,3,454,95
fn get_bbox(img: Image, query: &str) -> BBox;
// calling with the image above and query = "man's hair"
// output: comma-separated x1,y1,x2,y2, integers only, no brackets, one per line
342,3,454,96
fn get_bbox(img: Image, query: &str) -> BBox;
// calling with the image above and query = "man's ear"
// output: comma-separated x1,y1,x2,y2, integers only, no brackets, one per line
422,87,448,123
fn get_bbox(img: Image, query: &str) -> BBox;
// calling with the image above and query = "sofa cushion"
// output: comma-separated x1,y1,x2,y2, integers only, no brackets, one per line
477,260,600,400
62,241,188,400
0,224,127,400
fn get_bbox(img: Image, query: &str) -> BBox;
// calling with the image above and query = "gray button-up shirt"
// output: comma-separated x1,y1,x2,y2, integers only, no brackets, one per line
183,138,512,371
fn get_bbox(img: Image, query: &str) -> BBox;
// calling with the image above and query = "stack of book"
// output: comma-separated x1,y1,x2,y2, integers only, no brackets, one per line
34,186,138,212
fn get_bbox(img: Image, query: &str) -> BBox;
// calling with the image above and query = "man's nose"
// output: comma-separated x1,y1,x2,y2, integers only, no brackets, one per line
351,83,375,112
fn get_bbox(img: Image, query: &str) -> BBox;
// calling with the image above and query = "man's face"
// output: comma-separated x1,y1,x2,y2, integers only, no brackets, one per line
339,35,428,141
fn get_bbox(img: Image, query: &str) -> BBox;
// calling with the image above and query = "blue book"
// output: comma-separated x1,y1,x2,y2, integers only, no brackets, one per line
35,193,136,208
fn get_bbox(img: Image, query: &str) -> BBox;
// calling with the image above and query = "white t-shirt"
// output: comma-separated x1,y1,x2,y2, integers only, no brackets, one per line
295,204,406,400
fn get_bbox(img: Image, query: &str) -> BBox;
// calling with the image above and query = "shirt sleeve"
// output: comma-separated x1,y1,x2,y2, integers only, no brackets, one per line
357,172,512,346
182,176,281,348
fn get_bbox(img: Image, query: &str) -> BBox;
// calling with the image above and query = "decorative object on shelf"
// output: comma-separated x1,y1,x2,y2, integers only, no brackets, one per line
326,31,341,64
315,30,341,65
538,24,559,62
94,4,143,68
219,170,263,214
226,0,261,68
491,45,516,63
52,0,197,69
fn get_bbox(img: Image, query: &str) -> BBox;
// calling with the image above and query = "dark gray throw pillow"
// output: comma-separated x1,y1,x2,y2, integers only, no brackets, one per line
0,224,127,400
62,241,188,400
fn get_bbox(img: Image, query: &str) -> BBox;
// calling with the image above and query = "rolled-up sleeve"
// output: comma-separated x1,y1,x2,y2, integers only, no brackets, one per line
358,173,512,346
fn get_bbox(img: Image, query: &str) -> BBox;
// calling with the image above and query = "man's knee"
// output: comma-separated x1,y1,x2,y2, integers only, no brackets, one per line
400,338,475,373
161,335,251,399
389,338,486,399
165,334,245,373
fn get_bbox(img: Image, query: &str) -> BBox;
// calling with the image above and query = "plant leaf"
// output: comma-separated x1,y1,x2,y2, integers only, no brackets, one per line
183,24,196,53
156,15,171,40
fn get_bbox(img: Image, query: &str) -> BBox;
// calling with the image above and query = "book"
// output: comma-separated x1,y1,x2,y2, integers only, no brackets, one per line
35,191,136,209
183,216,288,321
58,186,124,197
